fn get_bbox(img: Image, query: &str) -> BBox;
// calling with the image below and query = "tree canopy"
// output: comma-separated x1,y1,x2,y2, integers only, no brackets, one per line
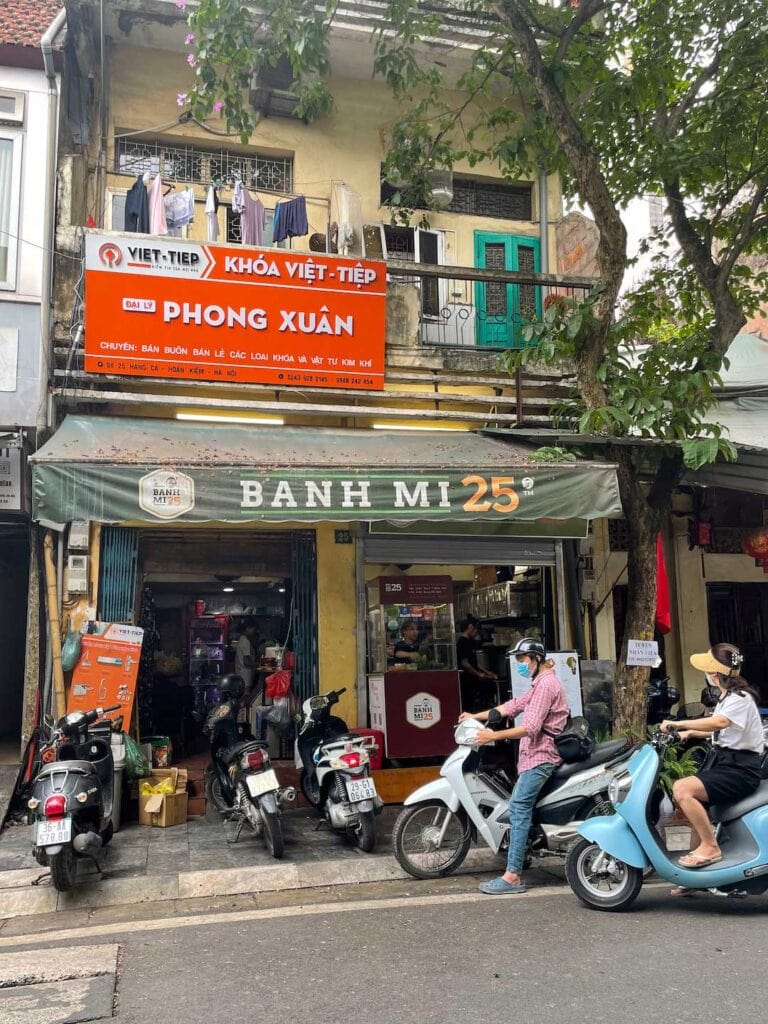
183,0,768,729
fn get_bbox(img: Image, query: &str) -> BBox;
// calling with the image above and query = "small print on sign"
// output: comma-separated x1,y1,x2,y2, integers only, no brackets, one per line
626,639,660,667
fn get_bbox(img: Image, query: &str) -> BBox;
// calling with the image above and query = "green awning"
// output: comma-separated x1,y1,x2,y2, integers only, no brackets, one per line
31,416,622,525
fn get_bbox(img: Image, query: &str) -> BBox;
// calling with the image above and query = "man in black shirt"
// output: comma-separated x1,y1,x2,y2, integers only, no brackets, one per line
457,617,498,712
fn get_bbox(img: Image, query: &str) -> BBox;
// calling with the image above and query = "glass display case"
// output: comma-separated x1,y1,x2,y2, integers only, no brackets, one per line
366,577,457,673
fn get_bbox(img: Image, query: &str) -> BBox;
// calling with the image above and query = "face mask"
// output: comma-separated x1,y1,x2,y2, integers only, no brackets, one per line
516,661,531,678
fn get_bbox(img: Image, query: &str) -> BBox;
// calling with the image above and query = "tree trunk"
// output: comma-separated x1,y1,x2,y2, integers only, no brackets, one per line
611,450,667,737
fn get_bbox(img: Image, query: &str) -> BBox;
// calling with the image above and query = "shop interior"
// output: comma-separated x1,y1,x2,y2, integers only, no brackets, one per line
364,561,557,709
133,530,306,758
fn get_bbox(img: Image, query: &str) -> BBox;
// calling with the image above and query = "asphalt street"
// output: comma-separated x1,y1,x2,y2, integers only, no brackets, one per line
1,875,766,1024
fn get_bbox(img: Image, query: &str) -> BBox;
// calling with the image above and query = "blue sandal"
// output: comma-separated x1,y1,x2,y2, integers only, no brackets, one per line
478,876,527,895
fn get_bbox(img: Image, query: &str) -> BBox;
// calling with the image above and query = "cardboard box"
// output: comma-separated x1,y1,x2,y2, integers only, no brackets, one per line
474,565,497,589
138,768,188,828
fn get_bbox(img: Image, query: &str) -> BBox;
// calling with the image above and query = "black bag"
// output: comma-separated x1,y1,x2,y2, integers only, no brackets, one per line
544,715,594,763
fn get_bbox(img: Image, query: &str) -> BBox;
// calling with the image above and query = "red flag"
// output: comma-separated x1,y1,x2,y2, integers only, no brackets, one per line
655,534,671,635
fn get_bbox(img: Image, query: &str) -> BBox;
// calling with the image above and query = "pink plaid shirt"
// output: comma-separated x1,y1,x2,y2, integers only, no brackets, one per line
501,668,569,772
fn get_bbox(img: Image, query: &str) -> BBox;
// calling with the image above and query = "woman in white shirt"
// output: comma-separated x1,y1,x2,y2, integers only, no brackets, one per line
661,642,764,870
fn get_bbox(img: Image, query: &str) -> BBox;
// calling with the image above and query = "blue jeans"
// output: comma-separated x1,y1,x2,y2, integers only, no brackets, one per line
506,763,557,875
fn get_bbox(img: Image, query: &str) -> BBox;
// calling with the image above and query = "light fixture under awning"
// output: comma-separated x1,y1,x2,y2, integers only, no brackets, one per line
30,415,622,525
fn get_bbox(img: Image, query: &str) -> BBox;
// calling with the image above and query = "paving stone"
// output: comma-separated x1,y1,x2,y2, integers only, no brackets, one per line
0,942,118,987
0,974,115,1023
0,886,59,919
57,872,179,910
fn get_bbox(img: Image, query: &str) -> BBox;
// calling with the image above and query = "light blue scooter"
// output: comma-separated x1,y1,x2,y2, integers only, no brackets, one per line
565,729,768,910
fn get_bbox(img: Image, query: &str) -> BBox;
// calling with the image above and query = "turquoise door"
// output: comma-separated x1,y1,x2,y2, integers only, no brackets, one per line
474,232,541,348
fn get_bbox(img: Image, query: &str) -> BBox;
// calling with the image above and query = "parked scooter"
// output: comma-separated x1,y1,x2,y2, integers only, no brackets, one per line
646,676,681,725
566,728,768,910
295,687,382,852
28,704,121,892
392,710,634,879
204,674,295,859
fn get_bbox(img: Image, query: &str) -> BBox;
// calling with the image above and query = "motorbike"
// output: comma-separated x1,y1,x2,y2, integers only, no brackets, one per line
566,728,768,911
204,692,295,859
646,676,681,725
392,710,635,879
27,704,121,892
295,687,382,852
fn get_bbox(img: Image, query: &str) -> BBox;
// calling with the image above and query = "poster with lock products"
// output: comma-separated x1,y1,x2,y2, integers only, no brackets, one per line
67,622,145,731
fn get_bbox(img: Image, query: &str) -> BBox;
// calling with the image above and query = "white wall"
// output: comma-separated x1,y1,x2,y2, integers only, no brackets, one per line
0,65,54,301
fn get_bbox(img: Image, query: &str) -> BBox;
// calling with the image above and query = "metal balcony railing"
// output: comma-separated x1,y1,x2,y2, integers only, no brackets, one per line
386,259,594,351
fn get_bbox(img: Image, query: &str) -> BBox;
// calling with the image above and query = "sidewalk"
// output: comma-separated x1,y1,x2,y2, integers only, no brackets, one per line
0,806,512,920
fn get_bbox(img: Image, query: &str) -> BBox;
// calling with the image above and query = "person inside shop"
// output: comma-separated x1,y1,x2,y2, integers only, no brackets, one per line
392,619,431,665
459,637,569,895
235,622,259,696
457,616,498,712
660,642,764,882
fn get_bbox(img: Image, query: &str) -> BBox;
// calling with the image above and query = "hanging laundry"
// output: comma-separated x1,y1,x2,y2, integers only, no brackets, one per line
164,187,195,231
147,174,168,235
272,196,308,243
232,181,266,246
205,184,220,242
124,174,149,233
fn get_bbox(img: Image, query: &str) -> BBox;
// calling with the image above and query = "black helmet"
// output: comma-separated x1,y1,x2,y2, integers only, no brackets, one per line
219,674,245,700
509,637,546,662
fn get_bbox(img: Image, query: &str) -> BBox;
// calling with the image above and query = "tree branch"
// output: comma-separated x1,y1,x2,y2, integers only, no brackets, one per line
719,169,768,280
553,0,605,65
493,1,626,311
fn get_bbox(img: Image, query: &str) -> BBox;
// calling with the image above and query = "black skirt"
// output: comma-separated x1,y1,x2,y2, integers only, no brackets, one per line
697,747,762,806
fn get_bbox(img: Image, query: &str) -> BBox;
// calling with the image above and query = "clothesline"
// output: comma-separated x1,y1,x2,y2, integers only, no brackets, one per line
111,168,329,206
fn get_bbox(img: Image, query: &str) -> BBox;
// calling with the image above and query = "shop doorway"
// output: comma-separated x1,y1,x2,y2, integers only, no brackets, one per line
98,527,318,756
707,582,768,704
0,525,30,763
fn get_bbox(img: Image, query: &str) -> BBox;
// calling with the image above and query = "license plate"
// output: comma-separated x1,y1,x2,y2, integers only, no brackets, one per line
246,769,279,798
346,777,376,802
36,817,72,847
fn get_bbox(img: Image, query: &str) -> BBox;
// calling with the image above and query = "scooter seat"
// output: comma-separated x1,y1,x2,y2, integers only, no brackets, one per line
549,738,630,781
325,732,361,744
37,759,97,777
711,779,768,824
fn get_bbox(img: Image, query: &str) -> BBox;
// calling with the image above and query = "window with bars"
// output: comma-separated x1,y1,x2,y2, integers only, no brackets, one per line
381,173,533,221
115,136,294,193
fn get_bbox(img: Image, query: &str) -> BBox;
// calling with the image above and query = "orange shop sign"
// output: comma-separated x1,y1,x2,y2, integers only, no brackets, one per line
84,233,386,390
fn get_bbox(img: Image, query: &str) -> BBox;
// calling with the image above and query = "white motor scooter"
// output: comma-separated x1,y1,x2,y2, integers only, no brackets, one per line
295,687,383,852
392,712,635,878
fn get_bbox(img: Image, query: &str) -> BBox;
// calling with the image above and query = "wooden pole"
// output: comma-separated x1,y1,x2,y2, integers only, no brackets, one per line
43,530,67,719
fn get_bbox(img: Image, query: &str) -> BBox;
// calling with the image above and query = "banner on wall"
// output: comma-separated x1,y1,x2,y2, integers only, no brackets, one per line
83,232,386,390
67,623,144,731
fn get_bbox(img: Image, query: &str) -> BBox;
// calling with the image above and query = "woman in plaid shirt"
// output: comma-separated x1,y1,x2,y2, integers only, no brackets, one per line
459,637,569,895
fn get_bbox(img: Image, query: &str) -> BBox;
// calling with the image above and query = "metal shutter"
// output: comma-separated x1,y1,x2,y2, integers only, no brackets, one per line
363,535,557,566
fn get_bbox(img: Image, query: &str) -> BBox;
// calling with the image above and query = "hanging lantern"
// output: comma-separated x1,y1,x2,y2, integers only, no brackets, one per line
742,527,768,560
688,519,712,550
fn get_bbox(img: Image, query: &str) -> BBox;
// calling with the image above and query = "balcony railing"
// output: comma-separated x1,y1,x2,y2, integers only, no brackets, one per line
385,259,594,351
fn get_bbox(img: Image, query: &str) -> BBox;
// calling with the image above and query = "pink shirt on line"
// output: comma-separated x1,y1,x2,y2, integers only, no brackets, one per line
501,667,569,772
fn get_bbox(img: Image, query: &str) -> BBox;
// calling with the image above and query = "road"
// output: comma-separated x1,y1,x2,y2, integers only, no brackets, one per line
1,875,766,1024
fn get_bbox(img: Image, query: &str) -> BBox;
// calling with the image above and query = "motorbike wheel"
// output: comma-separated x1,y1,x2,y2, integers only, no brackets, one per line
205,771,231,821
356,810,376,853
392,802,471,879
565,838,643,911
299,768,321,808
260,808,285,859
49,844,77,892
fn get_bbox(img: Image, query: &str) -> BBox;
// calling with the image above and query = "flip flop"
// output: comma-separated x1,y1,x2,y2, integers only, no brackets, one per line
670,886,696,897
678,852,723,869
478,876,527,895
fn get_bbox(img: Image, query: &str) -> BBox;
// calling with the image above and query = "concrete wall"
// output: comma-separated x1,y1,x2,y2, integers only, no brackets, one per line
100,44,559,272
0,64,54,429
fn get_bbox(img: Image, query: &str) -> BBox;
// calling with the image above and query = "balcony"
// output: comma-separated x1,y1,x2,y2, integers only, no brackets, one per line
385,259,592,353
52,250,589,430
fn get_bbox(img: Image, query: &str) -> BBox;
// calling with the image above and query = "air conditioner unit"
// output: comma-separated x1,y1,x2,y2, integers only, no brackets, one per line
66,554,89,594
0,90,25,127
